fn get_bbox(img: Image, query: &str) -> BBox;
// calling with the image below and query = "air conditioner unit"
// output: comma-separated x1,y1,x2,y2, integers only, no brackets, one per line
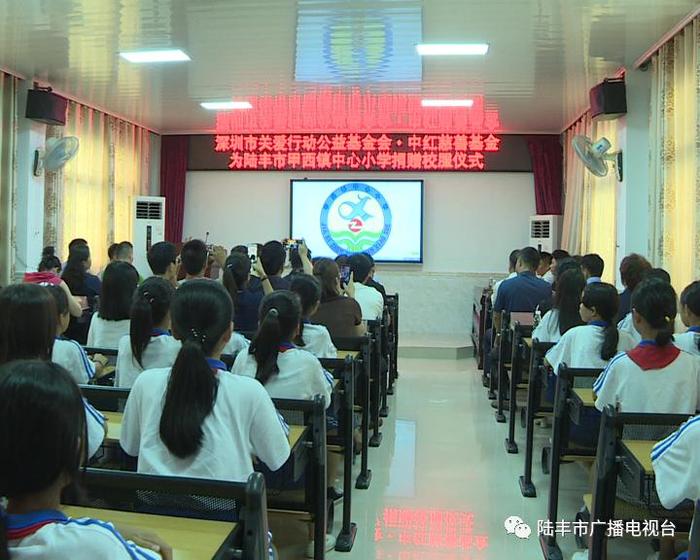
132,196,166,279
529,215,561,253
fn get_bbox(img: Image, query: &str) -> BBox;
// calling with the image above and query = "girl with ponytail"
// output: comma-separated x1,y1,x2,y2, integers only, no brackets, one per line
533,269,586,343
232,290,332,408
676,281,700,355
546,282,638,374
594,278,700,415
290,274,337,359
120,280,290,481
115,277,178,388
223,252,273,332
0,360,170,559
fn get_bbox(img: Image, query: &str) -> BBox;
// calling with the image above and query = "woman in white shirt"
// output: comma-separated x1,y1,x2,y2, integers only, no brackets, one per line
290,274,338,359
0,284,105,459
87,261,138,349
533,269,586,343
115,277,179,388
120,280,290,483
675,280,700,356
0,360,169,560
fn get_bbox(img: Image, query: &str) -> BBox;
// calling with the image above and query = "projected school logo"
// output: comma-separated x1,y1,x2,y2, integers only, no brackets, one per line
320,183,392,255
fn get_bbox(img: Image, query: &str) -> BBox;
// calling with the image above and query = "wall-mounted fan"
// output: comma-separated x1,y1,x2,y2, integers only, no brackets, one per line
33,136,80,176
572,135,623,182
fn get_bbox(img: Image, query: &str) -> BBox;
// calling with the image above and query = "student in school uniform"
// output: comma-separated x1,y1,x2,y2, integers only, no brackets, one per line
290,274,338,359
617,266,671,345
223,252,272,332
120,280,290,482
348,253,384,321
311,258,365,339
47,285,108,384
260,240,293,290
532,269,586,343
363,253,388,305
115,277,179,388
61,243,102,344
86,261,139,349
536,251,552,279
0,360,170,560
542,249,570,284
0,284,106,459
147,241,180,288
580,253,604,284
675,281,700,355
594,278,700,415
616,253,652,323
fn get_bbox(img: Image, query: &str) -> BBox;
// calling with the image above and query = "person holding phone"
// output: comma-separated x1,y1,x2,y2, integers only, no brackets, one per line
310,258,365,338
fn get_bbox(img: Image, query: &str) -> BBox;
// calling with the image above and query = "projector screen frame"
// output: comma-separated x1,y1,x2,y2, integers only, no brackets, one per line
289,178,425,265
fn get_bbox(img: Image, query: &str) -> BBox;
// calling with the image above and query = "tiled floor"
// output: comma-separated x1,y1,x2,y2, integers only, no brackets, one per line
277,355,655,559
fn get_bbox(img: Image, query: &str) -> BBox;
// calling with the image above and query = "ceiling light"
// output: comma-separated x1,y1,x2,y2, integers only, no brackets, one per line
421,99,474,107
200,101,253,110
416,43,489,56
119,49,190,63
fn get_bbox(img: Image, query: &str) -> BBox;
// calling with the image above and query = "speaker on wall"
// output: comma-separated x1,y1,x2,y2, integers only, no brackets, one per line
25,88,67,126
589,78,627,121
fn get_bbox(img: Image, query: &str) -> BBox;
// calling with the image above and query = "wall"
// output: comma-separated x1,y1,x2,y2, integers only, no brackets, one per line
184,171,535,340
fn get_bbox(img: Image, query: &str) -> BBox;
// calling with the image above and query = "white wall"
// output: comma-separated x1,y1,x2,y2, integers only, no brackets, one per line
184,171,535,339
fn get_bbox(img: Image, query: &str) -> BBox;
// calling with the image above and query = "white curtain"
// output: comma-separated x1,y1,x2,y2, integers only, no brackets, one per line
561,115,592,254
0,72,18,286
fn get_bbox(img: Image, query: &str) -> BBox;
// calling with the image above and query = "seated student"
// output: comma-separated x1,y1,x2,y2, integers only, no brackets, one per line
536,257,582,316
617,266,671,345
362,253,388,304
223,252,273,333
616,253,652,323
290,274,337,359
87,261,139,349
231,291,333,408
24,246,83,317
536,251,552,279
310,258,364,339
285,245,313,284
532,269,586,343
491,249,519,306
107,242,119,262
47,285,108,384
113,241,134,264
581,253,604,284
115,278,179,388
120,280,290,482
61,243,102,343
675,281,700,356
179,239,208,283
0,360,170,560
348,253,384,320
594,278,700,415
259,240,291,290
542,249,570,284
546,282,637,372
0,284,105,459
147,241,179,288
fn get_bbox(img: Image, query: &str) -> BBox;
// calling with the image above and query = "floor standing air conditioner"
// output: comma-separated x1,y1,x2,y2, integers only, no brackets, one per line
133,196,166,279
529,215,561,253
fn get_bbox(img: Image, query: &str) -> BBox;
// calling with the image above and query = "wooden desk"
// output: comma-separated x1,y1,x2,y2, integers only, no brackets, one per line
572,388,595,407
337,350,359,361
62,506,234,560
523,337,532,348
622,440,654,475
288,425,307,451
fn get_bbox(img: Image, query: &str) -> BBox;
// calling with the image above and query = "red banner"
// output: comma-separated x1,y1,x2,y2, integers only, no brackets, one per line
213,132,502,172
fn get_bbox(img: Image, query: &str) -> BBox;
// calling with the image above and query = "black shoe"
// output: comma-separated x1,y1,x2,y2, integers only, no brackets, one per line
327,487,344,501
491,400,510,410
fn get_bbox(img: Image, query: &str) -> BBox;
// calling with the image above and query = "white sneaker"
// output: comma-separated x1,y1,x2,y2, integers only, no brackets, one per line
305,534,336,558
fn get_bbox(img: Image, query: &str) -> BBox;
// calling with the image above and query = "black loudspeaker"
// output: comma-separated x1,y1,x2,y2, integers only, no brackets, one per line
25,89,67,125
589,78,627,121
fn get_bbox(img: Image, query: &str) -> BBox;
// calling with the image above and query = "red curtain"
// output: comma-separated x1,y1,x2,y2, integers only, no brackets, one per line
526,135,563,215
160,135,189,242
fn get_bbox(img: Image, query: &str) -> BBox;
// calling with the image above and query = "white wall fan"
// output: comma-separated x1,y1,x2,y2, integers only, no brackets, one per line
572,135,623,182
33,136,79,176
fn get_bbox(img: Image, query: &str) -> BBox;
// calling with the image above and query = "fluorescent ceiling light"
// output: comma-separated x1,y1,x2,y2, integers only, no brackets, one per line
119,49,190,63
200,101,253,110
421,99,474,107
416,43,489,56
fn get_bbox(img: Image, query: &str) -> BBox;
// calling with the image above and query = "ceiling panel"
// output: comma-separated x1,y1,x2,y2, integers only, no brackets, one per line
0,0,695,133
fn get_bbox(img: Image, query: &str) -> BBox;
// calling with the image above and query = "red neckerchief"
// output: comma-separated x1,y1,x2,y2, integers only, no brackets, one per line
279,342,295,353
627,340,680,371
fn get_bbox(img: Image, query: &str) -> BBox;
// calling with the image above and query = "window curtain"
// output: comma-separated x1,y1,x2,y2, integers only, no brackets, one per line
44,101,151,270
649,17,700,292
526,135,563,215
0,72,18,286
160,135,189,243
561,115,593,254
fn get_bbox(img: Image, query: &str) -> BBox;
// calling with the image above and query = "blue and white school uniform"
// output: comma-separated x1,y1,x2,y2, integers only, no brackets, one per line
546,322,637,373
231,343,333,409
652,414,700,509
223,331,250,356
533,309,561,343
87,315,130,350
617,312,641,345
85,399,106,459
6,509,161,560
300,321,337,359
115,329,181,388
52,337,95,384
674,326,700,356
594,341,700,414
120,358,290,482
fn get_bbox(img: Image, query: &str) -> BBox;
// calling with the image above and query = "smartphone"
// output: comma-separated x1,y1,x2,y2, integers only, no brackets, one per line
340,265,351,285
283,238,298,250
247,243,258,263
